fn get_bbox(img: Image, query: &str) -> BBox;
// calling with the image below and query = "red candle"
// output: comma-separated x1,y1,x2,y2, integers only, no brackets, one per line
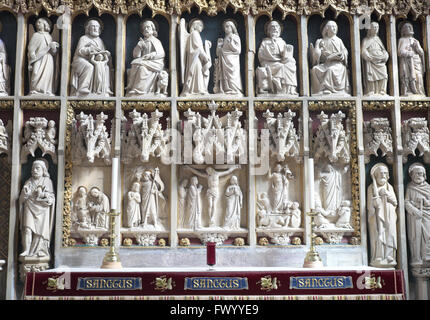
206,242,216,266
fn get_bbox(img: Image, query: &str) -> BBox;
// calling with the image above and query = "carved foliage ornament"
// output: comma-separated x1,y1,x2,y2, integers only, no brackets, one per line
21,117,57,163
402,117,430,163
363,117,393,164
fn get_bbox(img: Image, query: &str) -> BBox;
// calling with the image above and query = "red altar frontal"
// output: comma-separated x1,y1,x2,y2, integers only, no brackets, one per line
24,268,405,300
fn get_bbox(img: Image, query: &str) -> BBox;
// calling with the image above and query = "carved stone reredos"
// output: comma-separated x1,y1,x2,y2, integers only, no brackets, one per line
364,117,393,164
402,117,430,163
0,118,9,156
21,117,57,163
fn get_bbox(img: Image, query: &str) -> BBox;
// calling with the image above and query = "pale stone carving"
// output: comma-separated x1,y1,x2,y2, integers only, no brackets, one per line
126,19,168,97
178,178,188,225
181,175,203,229
87,187,110,230
135,233,157,246
71,186,90,229
402,118,430,163
223,175,242,230
185,165,240,228
139,168,166,230
0,118,8,155
398,21,426,96
179,18,212,96
199,233,227,245
21,117,57,163
71,112,112,165
121,109,170,164
19,160,55,259
262,109,300,162
405,163,430,266
367,163,398,267
363,118,393,164
28,18,60,96
213,20,243,96
70,18,113,97
361,22,389,96
124,182,141,228
0,23,10,96
309,20,350,96
256,20,298,96
313,111,350,164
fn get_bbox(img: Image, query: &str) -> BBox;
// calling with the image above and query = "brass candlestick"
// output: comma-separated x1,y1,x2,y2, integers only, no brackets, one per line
303,209,324,268
101,209,123,269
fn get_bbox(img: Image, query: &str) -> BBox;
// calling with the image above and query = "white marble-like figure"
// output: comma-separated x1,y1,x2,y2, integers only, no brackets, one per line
313,111,350,164
364,118,393,164
178,179,188,227
336,200,352,229
256,20,298,96
367,163,398,267
21,117,57,163
398,22,425,96
361,22,389,96
185,165,239,227
225,108,246,164
310,20,350,96
263,109,300,162
122,109,170,164
125,182,141,228
70,18,113,96
126,19,168,96
405,163,430,265
0,118,8,155
0,21,10,96
402,118,430,163
72,112,111,165
223,175,242,230
19,160,55,258
72,186,90,229
140,168,166,229
28,18,59,96
87,187,110,229
289,201,301,228
268,163,293,213
213,20,242,96
179,18,212,96
183,176,203,229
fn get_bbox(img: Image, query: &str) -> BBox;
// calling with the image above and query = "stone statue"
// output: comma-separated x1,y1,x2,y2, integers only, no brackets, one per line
256,20,298,96
223,175,242,230
0,21,10,96
185,165,240,227
0,118,8,155
361,22,389,96
126,19,168,97
402,118,430,163
125,182,141,228
310,20,350,96
72,186,90,229
364,118,393,164
87,187,110,229
213,20,243,96
70,18,113,96
268,163,293,213
184,176,203,229
178,179,188,227
28,18,59,96
140,168,166,229
398,21,425,96
19,160,55,258
405,163,430,265
367,163,398,267
21,117,57,163
179,18,212,96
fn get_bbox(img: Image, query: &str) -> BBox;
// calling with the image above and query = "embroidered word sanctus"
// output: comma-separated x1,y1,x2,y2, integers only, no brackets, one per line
289,276,353,290
77,277,142,290
184,277,248,290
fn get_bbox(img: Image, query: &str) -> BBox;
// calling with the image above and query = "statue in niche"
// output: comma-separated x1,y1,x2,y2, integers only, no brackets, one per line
122,109,170,164
125,182,141,228
367,163,398,267
126,19,168,97
398,21,425,96
309,20,350,96
185,165,240,228
256,20,298,96
19,160,55,258
179,18,212,96
0,118,8,155
402,118,430,163
178,179,188,227
0,21,10,96
224,109,246,163
28,17,60,96
72,111,111,165
21,117,57,163
70,18,113,97
364,118,393,164
262,109,300,162
72,186,90,229
183,176,203,229
213,20,243,96
223,175,243,230
405,163,430,265
268,164,294,213
361,21,389,96
313,111,350,164
87,187,110,229
140,168,166,229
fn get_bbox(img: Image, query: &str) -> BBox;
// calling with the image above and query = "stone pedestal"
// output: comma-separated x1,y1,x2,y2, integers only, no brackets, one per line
411,267,430,300
18,256,50,282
